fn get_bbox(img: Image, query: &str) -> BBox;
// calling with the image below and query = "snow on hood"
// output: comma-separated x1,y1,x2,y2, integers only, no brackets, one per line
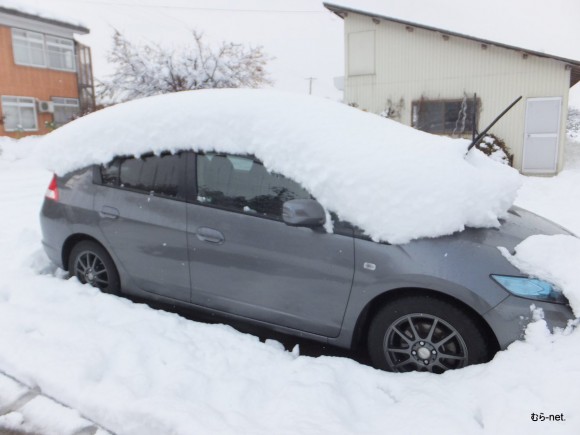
40,89,521,244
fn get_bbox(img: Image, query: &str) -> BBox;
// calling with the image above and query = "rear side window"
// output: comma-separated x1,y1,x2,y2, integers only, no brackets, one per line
100,153,185,199
154,154,184,197
120,156,157,192
196,153,311,219
101,160,121,186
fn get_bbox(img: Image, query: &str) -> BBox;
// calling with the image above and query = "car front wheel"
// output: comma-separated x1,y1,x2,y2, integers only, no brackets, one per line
68,240,120,294
368,295,492,373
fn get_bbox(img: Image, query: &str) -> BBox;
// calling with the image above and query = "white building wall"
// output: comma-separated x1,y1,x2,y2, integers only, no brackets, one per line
344,13,571,173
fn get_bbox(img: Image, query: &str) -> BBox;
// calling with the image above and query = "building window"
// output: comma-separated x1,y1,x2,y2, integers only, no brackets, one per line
1,96,38,132
348,31,375,76
11,28,76,72
12,29,45,67
412,99,478,135
52,97,80,126
46,36,76,71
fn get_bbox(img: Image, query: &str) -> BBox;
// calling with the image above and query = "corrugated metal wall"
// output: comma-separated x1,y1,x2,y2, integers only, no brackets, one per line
344,13,571,173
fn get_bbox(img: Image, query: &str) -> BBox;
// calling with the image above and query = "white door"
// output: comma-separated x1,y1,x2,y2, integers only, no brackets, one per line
522,97,562,174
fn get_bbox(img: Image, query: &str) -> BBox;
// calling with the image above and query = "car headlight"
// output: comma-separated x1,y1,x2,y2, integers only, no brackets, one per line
491,275,567,304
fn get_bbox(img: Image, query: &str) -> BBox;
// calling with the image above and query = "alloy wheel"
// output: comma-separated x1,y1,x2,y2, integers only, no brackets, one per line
74,250,110,289
383,313,468,373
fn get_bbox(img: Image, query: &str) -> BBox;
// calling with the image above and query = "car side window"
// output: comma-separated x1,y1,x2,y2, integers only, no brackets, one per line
153,154,184,198
196,153,311,219
120,155,156,192
101,159,121,186
100,153,185,199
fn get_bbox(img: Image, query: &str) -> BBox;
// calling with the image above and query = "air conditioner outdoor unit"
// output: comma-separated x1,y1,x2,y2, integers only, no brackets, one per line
38,100,54,113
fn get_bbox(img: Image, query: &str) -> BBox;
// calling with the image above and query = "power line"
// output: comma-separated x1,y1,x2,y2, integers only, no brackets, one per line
56,0,327,14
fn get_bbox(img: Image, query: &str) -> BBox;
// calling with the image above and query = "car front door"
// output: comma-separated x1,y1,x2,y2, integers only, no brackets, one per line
185,152,355,337
93,153,190,301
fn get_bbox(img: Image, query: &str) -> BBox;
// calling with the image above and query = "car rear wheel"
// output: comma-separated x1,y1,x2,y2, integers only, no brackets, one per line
69,240,120,294
368,295,492,373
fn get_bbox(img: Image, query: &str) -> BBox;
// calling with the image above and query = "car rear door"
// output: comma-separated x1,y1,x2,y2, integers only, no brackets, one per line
185,152,355,337
93,153,190,301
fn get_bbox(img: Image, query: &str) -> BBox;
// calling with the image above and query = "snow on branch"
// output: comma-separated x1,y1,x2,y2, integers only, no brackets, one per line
97,30,273,103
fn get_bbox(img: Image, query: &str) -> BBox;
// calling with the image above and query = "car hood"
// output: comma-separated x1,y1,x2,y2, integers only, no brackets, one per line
455,206,574,253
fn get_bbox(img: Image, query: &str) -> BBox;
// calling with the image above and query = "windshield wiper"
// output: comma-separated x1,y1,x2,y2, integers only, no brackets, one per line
466,96,522,153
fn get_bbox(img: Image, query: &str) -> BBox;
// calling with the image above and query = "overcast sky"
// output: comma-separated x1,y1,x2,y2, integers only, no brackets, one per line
3,0,580,107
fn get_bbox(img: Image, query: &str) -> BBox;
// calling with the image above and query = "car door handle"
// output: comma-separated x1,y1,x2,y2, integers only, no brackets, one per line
196,227,225,244
100,206,120,219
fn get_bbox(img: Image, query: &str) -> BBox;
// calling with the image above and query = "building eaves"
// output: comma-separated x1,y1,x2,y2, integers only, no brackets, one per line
0,6,89,34
324,2,580,87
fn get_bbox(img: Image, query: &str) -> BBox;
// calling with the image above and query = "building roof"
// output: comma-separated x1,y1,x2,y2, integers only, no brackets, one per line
324,2,580,87
0,5,89,34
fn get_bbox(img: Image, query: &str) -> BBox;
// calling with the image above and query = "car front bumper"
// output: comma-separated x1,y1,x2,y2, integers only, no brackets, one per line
484,294,576,349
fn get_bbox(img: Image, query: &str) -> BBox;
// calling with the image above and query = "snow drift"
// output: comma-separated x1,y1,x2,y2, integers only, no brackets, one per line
40,89,521,243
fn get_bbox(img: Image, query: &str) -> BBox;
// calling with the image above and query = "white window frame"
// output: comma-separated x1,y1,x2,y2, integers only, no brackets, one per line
1,96,39,132
11,28,46,68
45,36,76,72
52,97,80,126
11,28,76,72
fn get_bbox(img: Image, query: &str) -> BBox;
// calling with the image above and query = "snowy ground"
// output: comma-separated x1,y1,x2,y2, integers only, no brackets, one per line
515,139,580,235
0,138,579,435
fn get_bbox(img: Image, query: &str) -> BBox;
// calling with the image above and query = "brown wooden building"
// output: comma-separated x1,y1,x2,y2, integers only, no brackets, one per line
0,6,94,137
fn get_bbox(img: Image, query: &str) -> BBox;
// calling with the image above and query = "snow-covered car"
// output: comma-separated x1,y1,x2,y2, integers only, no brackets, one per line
39,90,575,373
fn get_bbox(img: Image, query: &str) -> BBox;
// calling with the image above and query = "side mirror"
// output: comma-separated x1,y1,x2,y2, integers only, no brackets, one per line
282,199,326,227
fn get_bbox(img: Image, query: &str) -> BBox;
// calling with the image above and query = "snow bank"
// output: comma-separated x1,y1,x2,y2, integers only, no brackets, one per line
501,234,580,316
515,140,580,236
0,135,42,161
40,89,520,243
564,138,580,171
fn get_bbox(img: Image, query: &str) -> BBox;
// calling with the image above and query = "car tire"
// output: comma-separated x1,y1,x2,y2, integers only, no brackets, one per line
68,240,120,294
368,295,492,373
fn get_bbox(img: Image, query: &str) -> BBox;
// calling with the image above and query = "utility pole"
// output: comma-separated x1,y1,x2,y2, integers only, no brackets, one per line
305,77,316,95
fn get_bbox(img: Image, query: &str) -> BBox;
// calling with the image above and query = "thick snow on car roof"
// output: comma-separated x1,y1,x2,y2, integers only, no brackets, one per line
41,89,521,243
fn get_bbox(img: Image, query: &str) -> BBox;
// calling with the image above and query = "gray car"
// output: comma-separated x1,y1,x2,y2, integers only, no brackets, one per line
40,150,574,373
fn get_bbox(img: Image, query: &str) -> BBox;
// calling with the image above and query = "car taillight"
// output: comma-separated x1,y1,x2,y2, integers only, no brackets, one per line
45,174,59,201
